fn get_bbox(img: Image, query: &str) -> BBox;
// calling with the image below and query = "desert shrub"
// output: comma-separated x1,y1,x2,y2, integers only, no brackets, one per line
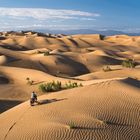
26,77,30,81
65,81,83,89
26,77,34,85
51,81,62,91
35,50,50,56
68,122,76,129
99,34,105,40
44,51,50,56
79,83,83,87
39,81,62,92
122,59,136,68
39,84,47,92
103,65,112,72
39,81,83,93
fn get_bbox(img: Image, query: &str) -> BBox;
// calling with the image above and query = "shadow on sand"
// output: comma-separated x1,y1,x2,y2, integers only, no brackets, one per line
34,98,67,106
121,77,140,89
0,100,22,114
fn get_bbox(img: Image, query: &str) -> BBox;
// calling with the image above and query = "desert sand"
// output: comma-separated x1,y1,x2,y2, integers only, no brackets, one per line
0,32,139,140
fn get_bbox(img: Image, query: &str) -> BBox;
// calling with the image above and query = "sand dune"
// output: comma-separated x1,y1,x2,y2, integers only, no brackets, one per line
0,78,139,140
0,32,140,139
76,67,140,80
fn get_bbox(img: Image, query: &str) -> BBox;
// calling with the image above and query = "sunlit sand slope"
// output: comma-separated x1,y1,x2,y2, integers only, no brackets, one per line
0,78,139,140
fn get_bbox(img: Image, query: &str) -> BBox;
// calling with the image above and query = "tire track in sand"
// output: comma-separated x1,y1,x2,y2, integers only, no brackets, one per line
4,106,31,140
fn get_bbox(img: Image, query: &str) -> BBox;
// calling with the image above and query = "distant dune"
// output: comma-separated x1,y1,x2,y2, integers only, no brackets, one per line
0,31,140,140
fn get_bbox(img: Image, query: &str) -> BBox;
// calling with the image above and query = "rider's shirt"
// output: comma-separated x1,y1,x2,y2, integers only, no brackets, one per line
31,93,36,99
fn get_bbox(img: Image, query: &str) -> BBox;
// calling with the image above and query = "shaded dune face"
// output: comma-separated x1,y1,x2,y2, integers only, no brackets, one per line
42,55,90,76
0,32,140,140
0,99,22,113
0,37,6,40
0,76,9,84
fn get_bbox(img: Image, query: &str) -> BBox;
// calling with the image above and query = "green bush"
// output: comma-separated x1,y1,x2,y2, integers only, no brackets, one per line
36,50,50,55
39,81,62,92
51,81,62,91
103,65,112,72
26,77,34,85
68,122,76,129
39,81,83,93
65,81,83,89
99,34,105,40
39,84,47,92
79,83,83,87
44,51,50,56
28,80,34,85
26,77,30,81
122,59,136,68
